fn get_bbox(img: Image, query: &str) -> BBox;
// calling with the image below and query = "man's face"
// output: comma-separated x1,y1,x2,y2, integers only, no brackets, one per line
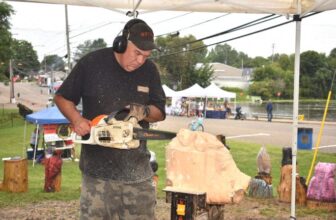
121,41,152,72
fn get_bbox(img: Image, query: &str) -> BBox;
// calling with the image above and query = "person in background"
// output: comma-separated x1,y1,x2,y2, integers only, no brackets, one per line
224,99,231,119
54,18,165,220
266,100,273,122
30,128,39,150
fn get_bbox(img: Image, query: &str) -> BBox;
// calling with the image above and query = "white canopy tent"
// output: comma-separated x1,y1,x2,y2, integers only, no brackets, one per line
6,0,336,15
162,84,178,97
7,0,336,218
204,83,236,99
175,83,207,98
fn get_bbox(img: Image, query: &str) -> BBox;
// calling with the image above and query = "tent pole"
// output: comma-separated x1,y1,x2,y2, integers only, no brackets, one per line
23,121,27,158
290,14,302,220
33,123,39,167
204,97,208,117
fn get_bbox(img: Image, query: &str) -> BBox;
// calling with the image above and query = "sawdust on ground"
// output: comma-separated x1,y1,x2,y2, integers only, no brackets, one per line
0,197,334,220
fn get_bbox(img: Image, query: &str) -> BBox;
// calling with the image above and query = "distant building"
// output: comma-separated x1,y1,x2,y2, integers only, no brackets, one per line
38,71,67,87
196,62,253,89
37,71,66,87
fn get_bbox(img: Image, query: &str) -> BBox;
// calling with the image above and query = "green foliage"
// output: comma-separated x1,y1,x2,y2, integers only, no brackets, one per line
0,73,8,82
155,35,210,90
73,38,107,62
206,44,253,68
0,2,14,78
249,64,293,100
300,51,330,98
188,63,214,87
250,56,269,68
11,39,40,76
41,55,65,72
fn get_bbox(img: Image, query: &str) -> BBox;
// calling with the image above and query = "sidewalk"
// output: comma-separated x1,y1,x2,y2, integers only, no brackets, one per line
244,115,336,126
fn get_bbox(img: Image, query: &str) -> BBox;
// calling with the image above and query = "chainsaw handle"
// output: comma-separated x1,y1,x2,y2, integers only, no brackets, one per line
73,127,96,145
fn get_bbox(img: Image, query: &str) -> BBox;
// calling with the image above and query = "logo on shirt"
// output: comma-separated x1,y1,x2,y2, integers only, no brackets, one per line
137,85,149,93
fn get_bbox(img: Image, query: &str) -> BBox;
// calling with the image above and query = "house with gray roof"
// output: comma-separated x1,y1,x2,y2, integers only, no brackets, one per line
208,62,252,89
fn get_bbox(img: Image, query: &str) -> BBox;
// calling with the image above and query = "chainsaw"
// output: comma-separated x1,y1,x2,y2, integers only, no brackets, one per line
57,107,176,149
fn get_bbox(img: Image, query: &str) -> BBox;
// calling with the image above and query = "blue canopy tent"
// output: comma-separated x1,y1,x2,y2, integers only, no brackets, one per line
25,106,69,166
26,106,69,125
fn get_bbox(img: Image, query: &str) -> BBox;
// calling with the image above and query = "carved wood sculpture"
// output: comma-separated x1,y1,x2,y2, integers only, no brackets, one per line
277,147,307,205
165,129,251,204
248,146,273,198
44,151,63,192
277,165,307,205
306,162,336,211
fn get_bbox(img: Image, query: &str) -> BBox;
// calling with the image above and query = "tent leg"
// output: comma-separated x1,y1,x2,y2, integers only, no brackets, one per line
23,121,27,158
32,124,40,167
290,14,302,219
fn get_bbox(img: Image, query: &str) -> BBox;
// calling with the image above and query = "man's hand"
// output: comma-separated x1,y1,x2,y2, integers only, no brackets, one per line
124,103,150,122
71,117,91,136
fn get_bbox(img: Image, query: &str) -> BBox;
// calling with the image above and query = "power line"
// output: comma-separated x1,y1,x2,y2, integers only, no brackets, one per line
156,13,230,37
155,12,320,59
70,21,123,39
170,14,279,50
151,12,193,25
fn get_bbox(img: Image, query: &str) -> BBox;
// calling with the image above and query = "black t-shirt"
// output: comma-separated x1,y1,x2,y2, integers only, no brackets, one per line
56,47,166,183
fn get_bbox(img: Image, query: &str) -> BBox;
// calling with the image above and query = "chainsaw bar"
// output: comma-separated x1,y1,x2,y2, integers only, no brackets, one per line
133,127,176,140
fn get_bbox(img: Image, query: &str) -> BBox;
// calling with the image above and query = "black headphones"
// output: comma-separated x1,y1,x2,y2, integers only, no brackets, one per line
113,18,146,53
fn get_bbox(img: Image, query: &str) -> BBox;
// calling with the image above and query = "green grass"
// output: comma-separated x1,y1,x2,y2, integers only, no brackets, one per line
0,120,82,207
0,112,335,217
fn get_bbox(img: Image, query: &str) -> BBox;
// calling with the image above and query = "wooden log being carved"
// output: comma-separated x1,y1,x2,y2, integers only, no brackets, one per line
2,158,28,192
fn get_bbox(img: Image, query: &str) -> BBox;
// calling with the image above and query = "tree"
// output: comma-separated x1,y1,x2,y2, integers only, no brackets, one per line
277,54,291,71
0,2,14,80
187,63,214,87
73,38,107,62
41,55,65,72
249,63,293,99
206,44,232,64
11,39,40,76
155,35,209,89
250,56,269,68
206,44,252,68
327,48,336,75
300,51,328,98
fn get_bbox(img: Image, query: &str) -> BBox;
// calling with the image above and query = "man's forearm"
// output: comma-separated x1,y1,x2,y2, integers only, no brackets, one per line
54,95,82,125
146,105,164,122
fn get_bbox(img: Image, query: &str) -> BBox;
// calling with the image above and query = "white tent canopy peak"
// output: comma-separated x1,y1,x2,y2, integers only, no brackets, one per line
6,0,336,15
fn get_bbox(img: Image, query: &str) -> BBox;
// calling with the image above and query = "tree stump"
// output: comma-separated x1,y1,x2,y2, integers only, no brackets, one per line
2,158,28,192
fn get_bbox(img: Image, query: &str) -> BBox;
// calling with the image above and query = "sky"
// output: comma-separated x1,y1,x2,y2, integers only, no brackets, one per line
6,1,336,62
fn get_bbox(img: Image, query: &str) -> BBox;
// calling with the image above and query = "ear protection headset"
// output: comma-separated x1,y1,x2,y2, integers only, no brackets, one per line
113,18,146,53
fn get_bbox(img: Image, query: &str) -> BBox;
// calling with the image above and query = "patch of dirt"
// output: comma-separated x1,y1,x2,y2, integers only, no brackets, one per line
0,197,334,220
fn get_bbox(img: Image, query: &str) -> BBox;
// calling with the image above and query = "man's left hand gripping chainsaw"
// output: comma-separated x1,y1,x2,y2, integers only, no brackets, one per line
71,104,176,149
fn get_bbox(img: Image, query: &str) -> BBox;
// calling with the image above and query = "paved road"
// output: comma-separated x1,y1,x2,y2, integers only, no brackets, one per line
0,82,50,111
158,116,336,153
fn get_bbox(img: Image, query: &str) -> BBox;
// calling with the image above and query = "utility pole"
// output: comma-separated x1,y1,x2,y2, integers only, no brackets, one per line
9,59,16,104
65,4,71,75
44,55,47,74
